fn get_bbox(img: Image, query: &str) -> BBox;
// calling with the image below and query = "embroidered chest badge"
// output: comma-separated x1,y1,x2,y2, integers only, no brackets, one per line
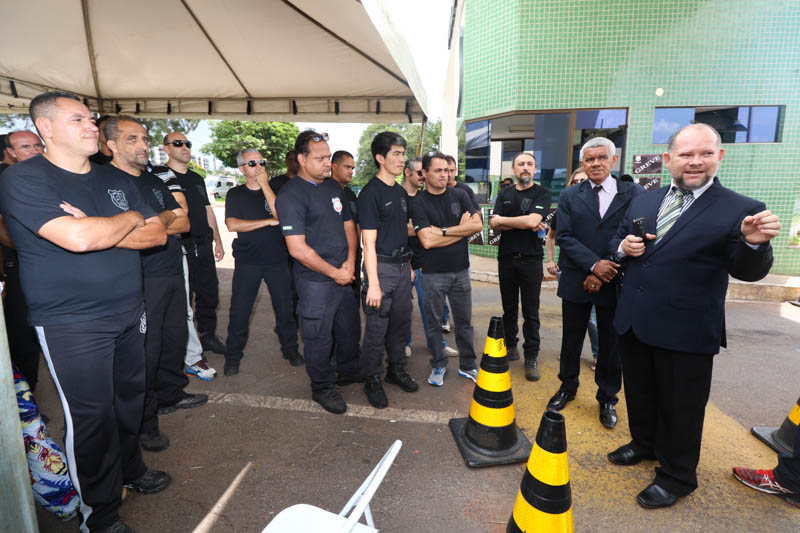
108,189,129,210
332,196,343,214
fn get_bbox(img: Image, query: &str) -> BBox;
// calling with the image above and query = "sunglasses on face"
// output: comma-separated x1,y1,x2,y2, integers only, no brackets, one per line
167,140,192,148
246,159,267,167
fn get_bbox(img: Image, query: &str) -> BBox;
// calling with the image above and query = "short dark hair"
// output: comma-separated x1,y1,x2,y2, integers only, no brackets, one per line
444,154,456,165
371,131,406,167
511,152,536,166
332,150,353,165
95,114,112,127
404,157,422,171
285,149,296,161
294,129,328,156
104,115,142,142
422,150,447,171
29,91,82,123
0,134,7,150
501,177,514,184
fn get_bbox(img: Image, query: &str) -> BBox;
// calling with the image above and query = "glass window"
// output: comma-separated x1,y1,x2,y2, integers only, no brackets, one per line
465,120,490,183
576,109,627,130
653,106,782,144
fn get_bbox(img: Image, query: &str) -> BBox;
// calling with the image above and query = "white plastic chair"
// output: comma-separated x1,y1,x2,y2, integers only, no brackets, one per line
262,440,402,533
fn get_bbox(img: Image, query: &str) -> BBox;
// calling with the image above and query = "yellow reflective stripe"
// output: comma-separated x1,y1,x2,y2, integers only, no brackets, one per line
469,402,515,427
512,492,574,531
789,403,800,426
526,442,570,487
483,337,506,358
476,370,511,392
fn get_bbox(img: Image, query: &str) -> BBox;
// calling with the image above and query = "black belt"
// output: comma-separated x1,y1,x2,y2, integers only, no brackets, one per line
506,253,540,260
377,249,412,264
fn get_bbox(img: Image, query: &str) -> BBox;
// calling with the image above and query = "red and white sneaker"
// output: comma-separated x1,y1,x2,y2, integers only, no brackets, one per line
733,467,794,496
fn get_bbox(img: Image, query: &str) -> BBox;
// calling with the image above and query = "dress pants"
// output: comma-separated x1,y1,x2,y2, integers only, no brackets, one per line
360,262,412,378
226,261,298,361
142,276,189,434
619,330,714,496
4,255,41,390
295,277,360,391
498,255,543,361
36,304,148,532
186,236,219,335
557,298,621,404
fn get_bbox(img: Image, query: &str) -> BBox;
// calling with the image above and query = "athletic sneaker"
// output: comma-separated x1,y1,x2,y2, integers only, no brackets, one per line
732,467,795,496
428,367,446,386
443,346,458,357
185,359,216,381
458,368,478,384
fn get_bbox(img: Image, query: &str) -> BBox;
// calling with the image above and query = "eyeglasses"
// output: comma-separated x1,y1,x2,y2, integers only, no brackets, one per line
167,140,192,148
307,132,329,143
246,159,267,167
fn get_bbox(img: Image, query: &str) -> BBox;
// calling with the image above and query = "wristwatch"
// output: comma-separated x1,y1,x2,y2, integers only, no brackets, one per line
441,227,448,236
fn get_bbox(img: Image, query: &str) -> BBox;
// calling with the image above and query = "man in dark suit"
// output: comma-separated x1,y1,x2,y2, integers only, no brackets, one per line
547,137,643,429
608,123,781,509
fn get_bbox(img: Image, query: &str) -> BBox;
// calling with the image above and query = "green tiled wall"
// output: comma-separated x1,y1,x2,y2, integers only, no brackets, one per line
464,0,800,274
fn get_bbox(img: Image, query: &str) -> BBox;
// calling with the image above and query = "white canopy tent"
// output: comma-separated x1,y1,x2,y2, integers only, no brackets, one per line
0,0,428,123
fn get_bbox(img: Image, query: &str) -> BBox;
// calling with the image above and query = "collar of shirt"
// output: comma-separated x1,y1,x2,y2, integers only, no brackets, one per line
669,176,715,199
593,175,617,217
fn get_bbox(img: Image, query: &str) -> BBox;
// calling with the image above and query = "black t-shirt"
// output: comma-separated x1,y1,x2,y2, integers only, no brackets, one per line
343,185,358,225
269,174,291,195
493,184,552,258
0,156,156,325
0,164,17,263
119,167,184,277
405,191,425,270
455,182,480,211
89,152,113,165
152,165,211,241
357,177,408,256
225,184,288,266
411,187,477,274
276,177,352,282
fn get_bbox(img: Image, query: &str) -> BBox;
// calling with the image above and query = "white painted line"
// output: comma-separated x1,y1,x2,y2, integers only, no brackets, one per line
206,392,456,425
192,461,253,533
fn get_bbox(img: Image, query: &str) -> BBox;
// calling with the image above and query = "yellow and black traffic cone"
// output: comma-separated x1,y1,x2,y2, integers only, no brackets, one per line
449,316,532,467
507,410,573,533
751,395,800,455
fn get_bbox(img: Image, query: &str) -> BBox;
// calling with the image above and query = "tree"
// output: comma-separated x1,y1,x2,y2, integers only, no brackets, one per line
352,121,443,187
0,114,33,130
201,121,299,174
140,119,199,146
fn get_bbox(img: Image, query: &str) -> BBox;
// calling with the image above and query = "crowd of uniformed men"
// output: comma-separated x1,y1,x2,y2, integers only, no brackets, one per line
0,91,786,532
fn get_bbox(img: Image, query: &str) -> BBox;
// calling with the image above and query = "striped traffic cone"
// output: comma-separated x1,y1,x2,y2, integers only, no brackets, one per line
507,410,573,533
751,396,800,455
449,316,532,467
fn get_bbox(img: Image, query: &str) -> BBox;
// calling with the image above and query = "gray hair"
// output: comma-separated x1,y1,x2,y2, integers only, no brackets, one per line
236,148,262,166
579,137,617,161
104,115,142,142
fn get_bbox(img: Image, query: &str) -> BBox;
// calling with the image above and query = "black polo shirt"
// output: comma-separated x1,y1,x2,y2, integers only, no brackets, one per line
269,174,291,195
225,184,287,266
119,167,184,277
0,156,156,325
152,165,211,241
357,176,408,256
455,181,480,211
410,187,477,274
276,176,352,282
493,183,552,259
343,185,358,225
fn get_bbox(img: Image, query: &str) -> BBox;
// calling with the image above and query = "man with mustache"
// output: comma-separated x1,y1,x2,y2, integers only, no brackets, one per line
488,152,551,380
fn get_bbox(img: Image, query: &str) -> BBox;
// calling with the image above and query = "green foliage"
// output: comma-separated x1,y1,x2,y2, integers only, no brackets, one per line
188,161,206,178
201,121,299,173
352,121,444,187
0,114,33,130
140,119,199,146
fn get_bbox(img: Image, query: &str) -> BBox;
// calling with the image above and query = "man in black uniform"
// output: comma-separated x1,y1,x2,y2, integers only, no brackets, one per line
330,150,361,308
153,132,226,353
0,130,44,390
0,92,170,533
269,149,299,195
446,154,480,212
224,149,301,376
276,130,360,414
411,151,483,387
489,152,552,381
357,133,418,408
104,116,207,452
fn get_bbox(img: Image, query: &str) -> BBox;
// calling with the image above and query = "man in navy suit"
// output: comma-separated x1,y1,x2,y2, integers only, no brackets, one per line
547,137,643,429
607,123,781,509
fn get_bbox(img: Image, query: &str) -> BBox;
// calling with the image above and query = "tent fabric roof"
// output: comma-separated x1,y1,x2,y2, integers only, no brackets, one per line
0,0,427,123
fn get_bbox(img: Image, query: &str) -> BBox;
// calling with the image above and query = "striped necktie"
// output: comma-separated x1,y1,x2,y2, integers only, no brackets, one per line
655,188,689,244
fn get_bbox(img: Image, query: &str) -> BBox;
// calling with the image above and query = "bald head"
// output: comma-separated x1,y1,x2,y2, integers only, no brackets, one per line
6,130,44,162
667,123,721,154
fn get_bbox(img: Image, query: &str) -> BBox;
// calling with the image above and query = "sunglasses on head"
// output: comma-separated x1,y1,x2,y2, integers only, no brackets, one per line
167,140,192,148
246,159,267,167
307,132,329,143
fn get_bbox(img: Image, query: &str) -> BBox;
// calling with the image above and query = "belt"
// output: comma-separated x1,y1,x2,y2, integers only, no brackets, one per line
377,248,412,264
507,253,539,260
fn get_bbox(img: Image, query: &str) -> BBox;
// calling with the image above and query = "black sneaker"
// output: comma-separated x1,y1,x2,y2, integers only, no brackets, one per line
385,362,419,392
96,520,135,533
312,386,347,414
199,332,226,354
157,393,208,415
364,375,389,409
524,359,541,381
223,359,240,376
507,346,520,361
123,469,171,494
282,350,305,367
140,431,170,452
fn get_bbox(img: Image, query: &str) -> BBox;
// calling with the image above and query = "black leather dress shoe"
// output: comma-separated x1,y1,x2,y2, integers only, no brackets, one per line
600,402,618,429
636,483,680,509
608,444,655,466
546,390,576,411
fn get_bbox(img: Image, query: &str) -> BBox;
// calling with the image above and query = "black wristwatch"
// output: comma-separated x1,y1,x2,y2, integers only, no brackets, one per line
441,227,448,236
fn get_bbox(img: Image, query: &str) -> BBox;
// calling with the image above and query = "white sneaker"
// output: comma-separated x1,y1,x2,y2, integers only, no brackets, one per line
458,368,478,383
428,367,446,386
405,345,412,358
184,359,216,381
443,346,459,357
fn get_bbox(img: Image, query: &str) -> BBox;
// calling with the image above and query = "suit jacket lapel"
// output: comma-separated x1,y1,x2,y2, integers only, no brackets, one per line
602,181,630,223
577,181,602,222
653,180,722,251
